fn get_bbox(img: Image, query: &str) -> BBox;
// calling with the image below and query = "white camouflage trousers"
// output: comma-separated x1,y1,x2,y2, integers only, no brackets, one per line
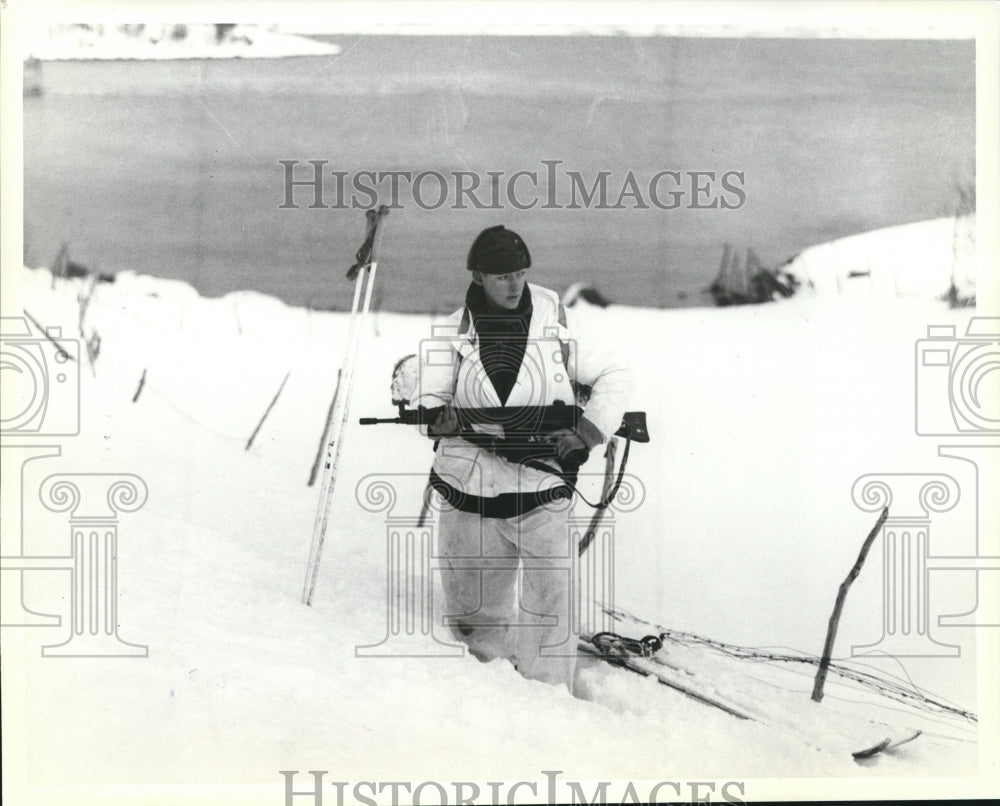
436,501,578,692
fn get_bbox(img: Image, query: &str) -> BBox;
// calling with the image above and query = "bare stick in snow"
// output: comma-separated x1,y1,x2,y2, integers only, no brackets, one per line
132,367,146,403
246,371,291,451
132,369,147,403
23,308,75,361
811,506,889,703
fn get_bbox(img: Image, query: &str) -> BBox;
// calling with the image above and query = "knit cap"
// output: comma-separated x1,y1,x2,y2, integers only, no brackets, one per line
466,225,531,274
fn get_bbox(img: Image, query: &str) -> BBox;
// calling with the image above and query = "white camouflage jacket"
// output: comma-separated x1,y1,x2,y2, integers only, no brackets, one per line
413,282,632,498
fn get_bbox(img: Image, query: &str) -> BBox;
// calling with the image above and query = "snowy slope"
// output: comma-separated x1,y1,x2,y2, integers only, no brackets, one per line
1,259,990,802
784,214,975,301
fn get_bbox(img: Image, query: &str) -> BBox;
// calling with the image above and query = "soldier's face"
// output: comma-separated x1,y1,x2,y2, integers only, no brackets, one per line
478,270,528,310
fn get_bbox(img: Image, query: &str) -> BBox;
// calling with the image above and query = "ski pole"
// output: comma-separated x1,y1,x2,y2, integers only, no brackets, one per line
303,206,390,605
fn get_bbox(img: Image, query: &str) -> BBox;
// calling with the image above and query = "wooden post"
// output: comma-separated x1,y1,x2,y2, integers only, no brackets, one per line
718,243,732,286
51,242,69,287
811,506,889,702
245,371,290,451
131,369,146,403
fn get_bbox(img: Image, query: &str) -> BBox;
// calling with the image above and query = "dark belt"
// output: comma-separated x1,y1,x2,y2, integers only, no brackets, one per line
429,470,572,519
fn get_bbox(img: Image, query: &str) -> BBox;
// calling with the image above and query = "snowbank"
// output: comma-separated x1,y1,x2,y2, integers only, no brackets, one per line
2,262,990,802
784,215,975,302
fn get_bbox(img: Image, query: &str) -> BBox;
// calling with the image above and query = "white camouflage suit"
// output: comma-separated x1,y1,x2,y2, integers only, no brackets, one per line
414,282,631,691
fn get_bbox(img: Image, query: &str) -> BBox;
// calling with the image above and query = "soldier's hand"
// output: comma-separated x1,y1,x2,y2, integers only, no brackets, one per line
547,428,591,468
430,404,460,437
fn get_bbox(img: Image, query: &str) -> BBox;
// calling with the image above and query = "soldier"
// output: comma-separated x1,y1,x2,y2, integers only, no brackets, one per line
414,225,631,692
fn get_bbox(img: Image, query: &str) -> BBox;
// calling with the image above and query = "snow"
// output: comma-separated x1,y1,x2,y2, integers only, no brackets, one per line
785,215,976,302
24,24,341,61
270,15,977,39
1,219,995,802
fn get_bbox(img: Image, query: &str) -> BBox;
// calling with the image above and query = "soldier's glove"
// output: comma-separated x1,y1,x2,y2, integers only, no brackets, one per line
548,418,604,469
429,404,460,437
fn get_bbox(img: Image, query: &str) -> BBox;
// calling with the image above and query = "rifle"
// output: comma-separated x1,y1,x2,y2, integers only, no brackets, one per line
360,401,647,439
360,401,648,470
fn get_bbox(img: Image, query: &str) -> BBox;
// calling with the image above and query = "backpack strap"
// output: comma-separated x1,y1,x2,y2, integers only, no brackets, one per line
452,306,474,397
556,301,571,368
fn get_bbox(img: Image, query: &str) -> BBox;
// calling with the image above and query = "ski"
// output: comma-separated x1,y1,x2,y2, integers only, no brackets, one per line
302,205,390,606
852,738,891,759
580,625,947,761
598,605,977,723
579,632,753,721
852,730,923,760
